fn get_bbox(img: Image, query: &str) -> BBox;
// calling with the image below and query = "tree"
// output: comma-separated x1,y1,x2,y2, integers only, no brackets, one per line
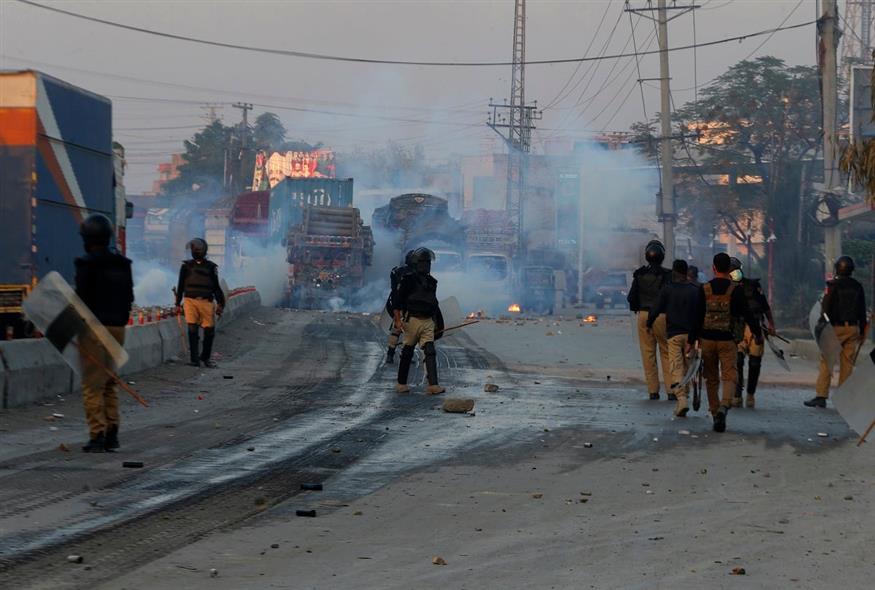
631,57,825,323
840,67,875,204
162,120,233,196
253,112,286,152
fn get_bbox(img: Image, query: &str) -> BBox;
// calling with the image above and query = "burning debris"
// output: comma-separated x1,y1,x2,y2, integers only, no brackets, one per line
507,303,522,313
580,314,599,326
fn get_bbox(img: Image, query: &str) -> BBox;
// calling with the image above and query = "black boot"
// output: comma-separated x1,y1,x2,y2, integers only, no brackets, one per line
82,432,106,453
188,325,200,367
396,345,414,393
734,351,745,402
713,405,728,433
804,396,827,408
423,342,445,395
200,327,216,368
386,347,396,364
104,425,120,451
747,355,762,395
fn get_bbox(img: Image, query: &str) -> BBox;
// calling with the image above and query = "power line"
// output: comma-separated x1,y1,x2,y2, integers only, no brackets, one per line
15,1,815,67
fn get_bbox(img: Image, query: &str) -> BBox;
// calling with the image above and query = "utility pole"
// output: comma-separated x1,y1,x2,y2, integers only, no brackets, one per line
820,0,843,275
232,102,253,195
626,1,699,260
487,0,541,258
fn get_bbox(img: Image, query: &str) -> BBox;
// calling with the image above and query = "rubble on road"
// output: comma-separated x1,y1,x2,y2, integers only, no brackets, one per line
484,383,500,393
432,556,447,566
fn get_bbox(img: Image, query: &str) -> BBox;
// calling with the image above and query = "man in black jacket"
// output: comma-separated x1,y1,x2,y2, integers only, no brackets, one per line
75,214,134,453
647,259,701,417
806,256,868,408
175,238,225,368
385,250,414,364
627,240,673,400
695,253,762,433
393,248,445,395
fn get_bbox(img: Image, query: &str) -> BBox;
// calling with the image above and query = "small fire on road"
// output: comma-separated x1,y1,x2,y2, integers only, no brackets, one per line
581,314,598,325
507,303,521,313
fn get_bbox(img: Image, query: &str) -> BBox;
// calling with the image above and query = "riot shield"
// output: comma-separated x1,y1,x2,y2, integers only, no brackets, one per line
22,271,129,372
808,299,842,370
832,354,875,437
678,348,702,389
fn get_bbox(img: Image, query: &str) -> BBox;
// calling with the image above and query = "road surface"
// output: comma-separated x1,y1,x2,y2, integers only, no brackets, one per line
0,307,871,589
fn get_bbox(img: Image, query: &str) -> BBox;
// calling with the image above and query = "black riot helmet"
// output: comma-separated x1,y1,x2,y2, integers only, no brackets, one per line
644,240,665,266
188,238,208,260
834,255,855,277
403,249,416,266
411,247,435,274
79,213,114,249
729,257,743,271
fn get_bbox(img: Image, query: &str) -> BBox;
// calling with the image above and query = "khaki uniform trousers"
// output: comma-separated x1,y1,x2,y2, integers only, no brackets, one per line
701,339,737,413
81,325,126,438
737,324,764,357
667,334,690,398
815,325,864,397
183,297,216,328
637,313,671,394
402,315,435,348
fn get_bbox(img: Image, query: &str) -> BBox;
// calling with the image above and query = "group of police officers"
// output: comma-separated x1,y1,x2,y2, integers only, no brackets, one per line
628,240,869,432
70,209,868,450
74,214,225,453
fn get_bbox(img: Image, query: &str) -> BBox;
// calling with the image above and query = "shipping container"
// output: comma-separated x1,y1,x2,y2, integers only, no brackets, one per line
0,71,118,332
268,178,354,241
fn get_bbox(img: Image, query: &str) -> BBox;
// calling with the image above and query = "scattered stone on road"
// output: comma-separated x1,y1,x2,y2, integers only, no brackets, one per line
66,555,83,564
731,567,747,576
57,443,70,452
442,399,475,413
432,556,447,566
484,383,500,393
210,568,218,577
532,493,543,499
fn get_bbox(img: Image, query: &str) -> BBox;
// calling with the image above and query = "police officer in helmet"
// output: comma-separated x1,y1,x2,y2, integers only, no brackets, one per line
805,256,868,408
728,257,775,409
175,238,225,368
75,214,134,452
385,250,415,364
393,247,446,395
627,239,673,400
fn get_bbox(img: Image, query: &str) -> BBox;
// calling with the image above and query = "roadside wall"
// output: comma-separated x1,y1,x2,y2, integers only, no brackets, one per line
0,288,261,409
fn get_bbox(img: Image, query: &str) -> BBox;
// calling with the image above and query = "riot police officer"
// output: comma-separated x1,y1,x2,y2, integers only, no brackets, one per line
175,238,225,368
729,257,775,409
393,247,445,395
627,240,672,400
385,250,415,364
75,214,134,452
805,256,868,408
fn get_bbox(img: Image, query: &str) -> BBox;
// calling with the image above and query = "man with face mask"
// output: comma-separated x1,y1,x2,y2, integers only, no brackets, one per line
728,257,775,409
627,240,673,400
175,238,225,368
393,247,445,395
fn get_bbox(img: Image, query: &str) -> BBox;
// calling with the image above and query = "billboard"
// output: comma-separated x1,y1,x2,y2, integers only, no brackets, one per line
252,149,336,190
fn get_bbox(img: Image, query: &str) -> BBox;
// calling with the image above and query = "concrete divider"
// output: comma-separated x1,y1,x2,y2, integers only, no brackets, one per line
0,339,74,409
120,324,163,376
0,287,262,409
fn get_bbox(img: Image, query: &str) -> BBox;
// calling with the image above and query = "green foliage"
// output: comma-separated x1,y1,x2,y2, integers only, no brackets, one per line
253,112,286,152
162,120,233,196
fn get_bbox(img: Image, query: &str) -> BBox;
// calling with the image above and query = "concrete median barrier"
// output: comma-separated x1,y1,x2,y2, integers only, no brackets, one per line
0,287,261,408
0,339,74,409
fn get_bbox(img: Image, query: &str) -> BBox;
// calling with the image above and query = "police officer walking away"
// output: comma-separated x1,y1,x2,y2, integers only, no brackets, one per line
75,214,134,452
696,253,762,432
805,256,868,408
385,250,414,364
627,240,672,400
175,238,225,368
647,260,701,417
729,257,775,409
393,248,446,395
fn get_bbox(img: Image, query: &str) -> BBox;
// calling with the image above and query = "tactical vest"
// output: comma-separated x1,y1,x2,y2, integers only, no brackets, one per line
386,264,412,314
183,260,217,300
828,278,864,325
405,273,439,318
703,282,737,333
742,279,765,317
636,267,665,311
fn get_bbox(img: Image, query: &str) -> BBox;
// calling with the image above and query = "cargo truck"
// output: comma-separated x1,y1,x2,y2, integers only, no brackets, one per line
0,71,125,336
285,205,374,309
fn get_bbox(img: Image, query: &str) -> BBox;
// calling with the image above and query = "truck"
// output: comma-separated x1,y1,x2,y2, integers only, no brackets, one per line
0,71,126,336
371,193,466,279
460,209,516,313
285,205,374,309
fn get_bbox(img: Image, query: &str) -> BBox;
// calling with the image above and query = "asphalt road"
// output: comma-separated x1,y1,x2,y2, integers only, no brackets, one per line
0,307,870,589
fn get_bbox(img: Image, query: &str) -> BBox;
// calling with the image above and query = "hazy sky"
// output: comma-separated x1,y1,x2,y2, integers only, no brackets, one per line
0,0,820,192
